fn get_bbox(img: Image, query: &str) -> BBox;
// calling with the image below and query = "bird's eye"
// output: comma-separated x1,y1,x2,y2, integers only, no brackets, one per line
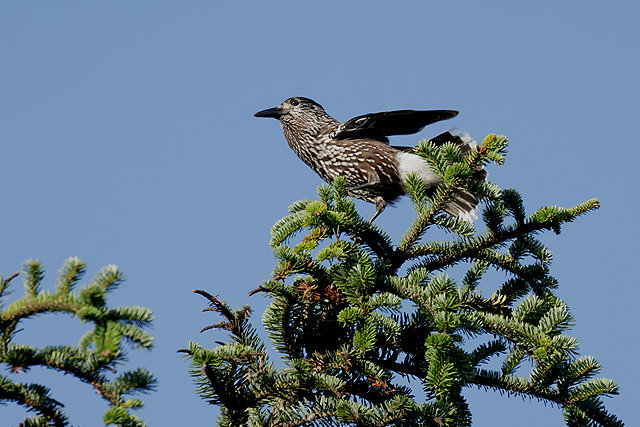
289,99,299,106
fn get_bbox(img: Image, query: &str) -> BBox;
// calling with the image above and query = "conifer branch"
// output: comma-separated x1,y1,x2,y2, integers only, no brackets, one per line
398,179,464,253
0,258,155,426
400,209,596,277
1,271,20,290
0,375,68,426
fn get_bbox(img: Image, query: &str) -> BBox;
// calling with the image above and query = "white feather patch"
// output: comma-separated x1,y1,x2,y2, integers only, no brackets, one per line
396,152,441,190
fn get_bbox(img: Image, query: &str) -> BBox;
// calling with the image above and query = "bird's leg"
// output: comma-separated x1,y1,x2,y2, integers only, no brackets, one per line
346,171,387,222
369,197,387,222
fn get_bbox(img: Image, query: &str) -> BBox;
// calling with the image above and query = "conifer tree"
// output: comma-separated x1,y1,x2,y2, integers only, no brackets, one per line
182,135,621,426
0,258,155,426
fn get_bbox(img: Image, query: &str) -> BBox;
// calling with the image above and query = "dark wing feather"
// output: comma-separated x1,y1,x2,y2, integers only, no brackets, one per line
333,110,458,142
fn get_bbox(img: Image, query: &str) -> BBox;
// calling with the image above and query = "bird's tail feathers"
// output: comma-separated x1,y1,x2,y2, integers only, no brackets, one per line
444,189,480,223
448,127,477,146
435,128,486,222
431,127,477,151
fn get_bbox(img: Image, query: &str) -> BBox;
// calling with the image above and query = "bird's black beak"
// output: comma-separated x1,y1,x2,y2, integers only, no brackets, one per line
254,106,284,119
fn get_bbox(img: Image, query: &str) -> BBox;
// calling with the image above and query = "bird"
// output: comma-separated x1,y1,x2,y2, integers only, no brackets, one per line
254,97,485,222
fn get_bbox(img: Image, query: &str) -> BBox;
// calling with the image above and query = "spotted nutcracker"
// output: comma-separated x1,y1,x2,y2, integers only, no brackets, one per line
254,97,485,222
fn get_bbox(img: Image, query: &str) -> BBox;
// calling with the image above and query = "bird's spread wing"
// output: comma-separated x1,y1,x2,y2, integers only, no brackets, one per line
331,110,458,142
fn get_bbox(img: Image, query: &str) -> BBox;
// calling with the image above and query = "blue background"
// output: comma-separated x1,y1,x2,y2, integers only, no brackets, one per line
1,2,637,425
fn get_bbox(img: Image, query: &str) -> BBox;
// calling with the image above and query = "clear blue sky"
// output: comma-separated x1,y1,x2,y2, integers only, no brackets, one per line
1,2,637,425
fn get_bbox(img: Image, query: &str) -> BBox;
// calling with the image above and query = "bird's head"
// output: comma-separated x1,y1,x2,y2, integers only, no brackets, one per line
254,97,324,119
254,97,337,138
